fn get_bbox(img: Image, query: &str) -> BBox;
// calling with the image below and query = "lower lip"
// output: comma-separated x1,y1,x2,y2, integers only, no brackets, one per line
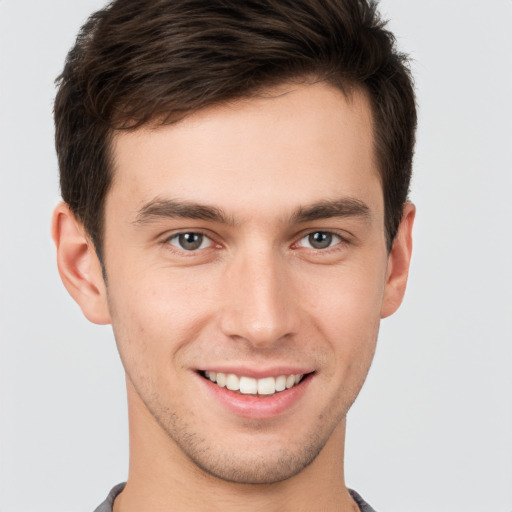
199,374,312,420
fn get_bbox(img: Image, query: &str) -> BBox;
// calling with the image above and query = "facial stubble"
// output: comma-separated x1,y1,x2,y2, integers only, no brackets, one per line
124,365,368,486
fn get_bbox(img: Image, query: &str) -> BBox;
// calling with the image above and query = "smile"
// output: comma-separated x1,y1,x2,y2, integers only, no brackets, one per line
202,371,305,396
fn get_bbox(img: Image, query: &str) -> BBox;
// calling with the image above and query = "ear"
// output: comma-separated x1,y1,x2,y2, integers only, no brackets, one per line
51,202,111,325
381,202,415,319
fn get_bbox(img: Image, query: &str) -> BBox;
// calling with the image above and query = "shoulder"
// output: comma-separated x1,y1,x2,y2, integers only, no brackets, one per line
349,489,379,512
93,483,126,512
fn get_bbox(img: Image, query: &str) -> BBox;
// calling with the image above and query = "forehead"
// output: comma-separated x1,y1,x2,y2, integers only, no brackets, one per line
108,82,381,222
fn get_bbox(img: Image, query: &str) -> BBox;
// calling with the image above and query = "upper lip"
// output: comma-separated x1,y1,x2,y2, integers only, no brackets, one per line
197,366,314,379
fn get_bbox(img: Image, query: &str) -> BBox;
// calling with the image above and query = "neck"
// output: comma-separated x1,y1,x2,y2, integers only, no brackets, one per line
114,380,359,512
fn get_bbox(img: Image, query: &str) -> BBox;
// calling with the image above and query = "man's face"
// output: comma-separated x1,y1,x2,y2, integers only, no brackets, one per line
101,83,395,483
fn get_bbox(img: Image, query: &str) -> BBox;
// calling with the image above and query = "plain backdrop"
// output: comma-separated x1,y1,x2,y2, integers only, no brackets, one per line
1,1,511,511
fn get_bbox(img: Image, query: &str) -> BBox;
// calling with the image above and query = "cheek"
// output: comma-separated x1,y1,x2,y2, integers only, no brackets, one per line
106,264,221,377
106,282,204,415
302,259,386,372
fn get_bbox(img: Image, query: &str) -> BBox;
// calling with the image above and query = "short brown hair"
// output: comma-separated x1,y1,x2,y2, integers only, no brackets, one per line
54,0,416,257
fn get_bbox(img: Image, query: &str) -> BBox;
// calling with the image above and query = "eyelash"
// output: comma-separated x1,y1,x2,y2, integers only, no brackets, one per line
163,230,349,255
164,230,218,254
294,231,346,251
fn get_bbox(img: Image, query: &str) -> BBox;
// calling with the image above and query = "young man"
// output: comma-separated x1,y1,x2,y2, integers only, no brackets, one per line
52,0,416,510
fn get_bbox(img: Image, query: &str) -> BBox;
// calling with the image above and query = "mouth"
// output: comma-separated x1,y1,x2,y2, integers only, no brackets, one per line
199,370,309,396
197,368,314,419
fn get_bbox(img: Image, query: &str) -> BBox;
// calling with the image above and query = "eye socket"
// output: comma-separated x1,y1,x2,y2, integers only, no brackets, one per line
167,232,213,251
297,231,343,250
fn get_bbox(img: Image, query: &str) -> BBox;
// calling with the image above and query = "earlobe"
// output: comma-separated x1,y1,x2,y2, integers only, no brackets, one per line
380,202,415,319
51,202,111,325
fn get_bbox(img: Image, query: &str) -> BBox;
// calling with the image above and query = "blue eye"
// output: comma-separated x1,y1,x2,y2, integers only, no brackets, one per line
168,232,212,251
299,231,342,249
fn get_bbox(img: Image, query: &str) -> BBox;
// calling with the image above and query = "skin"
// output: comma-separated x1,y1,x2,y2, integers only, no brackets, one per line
53,82,414,511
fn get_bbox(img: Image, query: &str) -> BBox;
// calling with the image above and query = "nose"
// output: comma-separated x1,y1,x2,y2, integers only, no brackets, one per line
219,247,299,348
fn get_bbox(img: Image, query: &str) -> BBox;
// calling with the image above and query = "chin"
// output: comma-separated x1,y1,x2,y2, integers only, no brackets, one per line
182,439,325,485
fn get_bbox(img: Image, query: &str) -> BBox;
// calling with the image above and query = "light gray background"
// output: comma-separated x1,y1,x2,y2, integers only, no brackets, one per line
1,1,511,511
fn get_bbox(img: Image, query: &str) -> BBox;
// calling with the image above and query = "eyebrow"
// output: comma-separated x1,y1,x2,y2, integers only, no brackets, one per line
133,198,235,225
133,197,371,226
290,198,372,224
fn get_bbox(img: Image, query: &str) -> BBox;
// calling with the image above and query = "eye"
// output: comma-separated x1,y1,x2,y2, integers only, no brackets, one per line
167,232,213,251
297,231,342,250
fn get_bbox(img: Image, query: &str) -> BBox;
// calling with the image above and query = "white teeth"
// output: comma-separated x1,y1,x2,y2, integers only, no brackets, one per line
216,372,226,387
226,373,240,391
239,376,258,394
257,377,276,395
275,375,286,392
204,371,305,395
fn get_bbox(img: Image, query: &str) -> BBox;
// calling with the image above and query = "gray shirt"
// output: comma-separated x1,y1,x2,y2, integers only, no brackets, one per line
93,483,377,511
